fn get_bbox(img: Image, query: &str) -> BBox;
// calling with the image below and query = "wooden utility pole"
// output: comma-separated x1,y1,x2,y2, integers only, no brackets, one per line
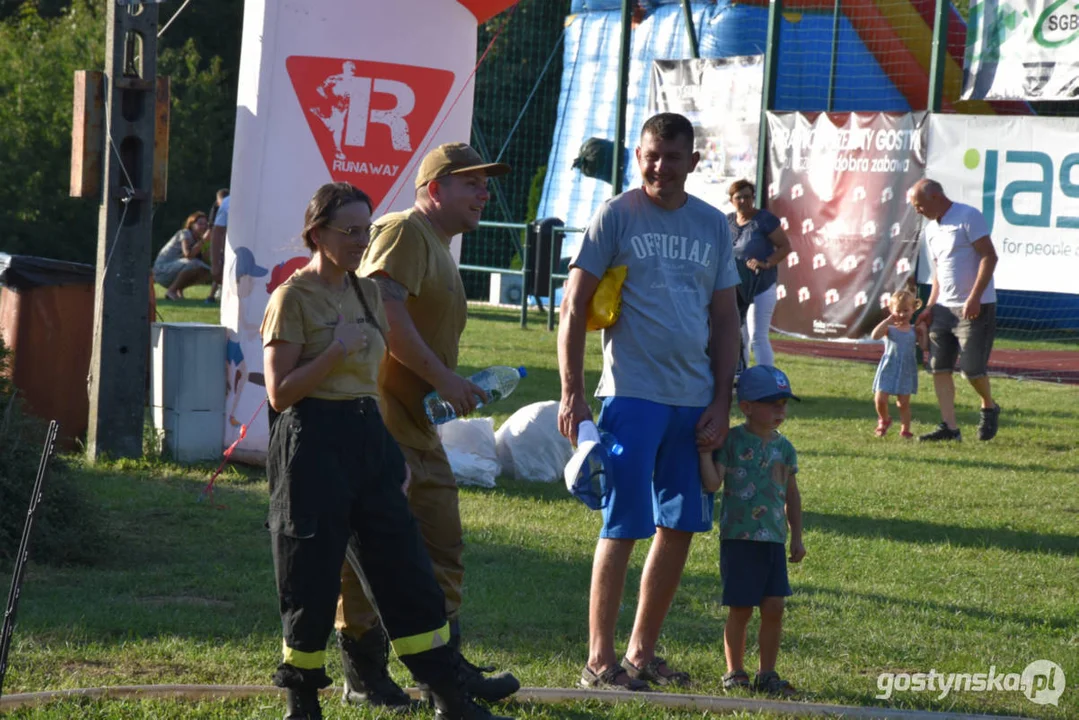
86,1,161,461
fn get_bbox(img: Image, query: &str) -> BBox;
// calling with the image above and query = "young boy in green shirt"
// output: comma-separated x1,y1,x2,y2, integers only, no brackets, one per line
699,364,805,696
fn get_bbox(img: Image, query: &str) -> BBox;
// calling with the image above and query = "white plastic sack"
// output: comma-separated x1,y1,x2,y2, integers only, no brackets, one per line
494,400,573,483
437,417,500,488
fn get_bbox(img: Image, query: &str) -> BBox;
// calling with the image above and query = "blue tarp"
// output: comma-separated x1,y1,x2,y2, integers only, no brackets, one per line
542,1,1078,329
540,1,908,238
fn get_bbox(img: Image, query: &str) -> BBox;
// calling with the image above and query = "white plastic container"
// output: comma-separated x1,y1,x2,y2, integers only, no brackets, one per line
150,322,226,462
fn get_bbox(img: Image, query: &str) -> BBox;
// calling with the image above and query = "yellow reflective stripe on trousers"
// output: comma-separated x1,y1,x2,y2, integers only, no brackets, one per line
390,622,451,657
281,639,325,670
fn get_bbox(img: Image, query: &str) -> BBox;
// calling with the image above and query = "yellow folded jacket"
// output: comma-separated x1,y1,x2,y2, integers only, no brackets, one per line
586,265,627,331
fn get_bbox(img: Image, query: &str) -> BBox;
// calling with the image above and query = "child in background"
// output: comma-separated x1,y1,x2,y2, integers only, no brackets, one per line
699,365,804,696
871,288,927,438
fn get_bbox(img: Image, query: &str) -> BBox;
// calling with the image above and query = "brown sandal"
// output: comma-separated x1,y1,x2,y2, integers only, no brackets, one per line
723,669,751,691
580,664,650,691
621,656,691,688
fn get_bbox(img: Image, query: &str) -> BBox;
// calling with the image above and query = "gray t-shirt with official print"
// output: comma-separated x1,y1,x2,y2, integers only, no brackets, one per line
571,188,739,406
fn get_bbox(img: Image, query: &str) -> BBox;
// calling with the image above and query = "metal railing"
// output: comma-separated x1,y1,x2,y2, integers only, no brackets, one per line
545,225,584,330
465,220,584,329
460,220,530,327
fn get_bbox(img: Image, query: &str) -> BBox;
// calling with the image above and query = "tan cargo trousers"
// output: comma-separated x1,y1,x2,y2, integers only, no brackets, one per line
335,443,463,639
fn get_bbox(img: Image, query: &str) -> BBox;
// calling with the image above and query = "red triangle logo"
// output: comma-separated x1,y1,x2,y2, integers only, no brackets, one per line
286,56,456,210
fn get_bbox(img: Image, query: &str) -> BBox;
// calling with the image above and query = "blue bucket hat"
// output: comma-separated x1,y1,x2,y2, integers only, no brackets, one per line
737,365,801,403
563,421,617,511
563,440,611,511
234,246,269,281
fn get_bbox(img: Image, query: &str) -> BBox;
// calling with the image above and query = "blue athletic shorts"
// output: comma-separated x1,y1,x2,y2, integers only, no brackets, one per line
595,396,713,539
720,539,791,607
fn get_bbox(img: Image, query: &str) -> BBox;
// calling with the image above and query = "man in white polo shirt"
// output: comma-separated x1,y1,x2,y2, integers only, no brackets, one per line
912,178,1001,442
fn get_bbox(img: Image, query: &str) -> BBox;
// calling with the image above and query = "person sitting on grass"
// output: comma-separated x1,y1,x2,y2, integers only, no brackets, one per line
698,364,805,697
153,211,212,301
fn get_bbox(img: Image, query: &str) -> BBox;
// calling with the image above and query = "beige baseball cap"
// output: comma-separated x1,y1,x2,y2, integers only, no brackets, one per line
414,143,511,189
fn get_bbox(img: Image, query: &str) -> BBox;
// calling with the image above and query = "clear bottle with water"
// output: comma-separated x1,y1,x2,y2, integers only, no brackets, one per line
600,432,624,456
423,365,527,425
576,420,624,456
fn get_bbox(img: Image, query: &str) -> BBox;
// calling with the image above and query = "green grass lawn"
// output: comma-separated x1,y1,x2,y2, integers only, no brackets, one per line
3,300,1077,719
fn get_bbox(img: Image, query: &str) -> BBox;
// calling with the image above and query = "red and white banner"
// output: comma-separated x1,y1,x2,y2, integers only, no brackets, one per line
221,0,516,462
766,112,927,340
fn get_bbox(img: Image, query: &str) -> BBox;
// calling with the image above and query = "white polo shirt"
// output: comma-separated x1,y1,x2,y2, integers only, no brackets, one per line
925,202,996,307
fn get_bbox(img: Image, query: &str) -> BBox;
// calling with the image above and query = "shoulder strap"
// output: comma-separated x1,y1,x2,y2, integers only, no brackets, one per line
348,272,388,345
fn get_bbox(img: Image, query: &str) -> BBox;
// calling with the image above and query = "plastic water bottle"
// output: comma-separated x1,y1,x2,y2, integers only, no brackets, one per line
423,365,527,425
577,420,623,456
600,432,624,456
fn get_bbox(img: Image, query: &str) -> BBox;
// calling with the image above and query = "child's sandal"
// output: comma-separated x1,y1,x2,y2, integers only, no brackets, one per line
753,670,797,697
723,669,751,691
874,418,893,437
900,429,914,439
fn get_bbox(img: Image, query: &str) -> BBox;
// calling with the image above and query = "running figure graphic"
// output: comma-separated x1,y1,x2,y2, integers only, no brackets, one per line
311,61,414,160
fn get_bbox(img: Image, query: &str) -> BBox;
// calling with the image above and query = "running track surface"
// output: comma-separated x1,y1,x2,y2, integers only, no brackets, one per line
773,340,1079,385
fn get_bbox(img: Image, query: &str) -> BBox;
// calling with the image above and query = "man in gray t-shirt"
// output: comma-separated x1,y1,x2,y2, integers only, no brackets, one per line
558,113,740,691
912,179,1001,442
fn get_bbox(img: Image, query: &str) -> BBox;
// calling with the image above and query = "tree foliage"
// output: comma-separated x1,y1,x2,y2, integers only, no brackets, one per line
0,0,241,263
1,0,565,265
154,38,236,250
0,1,103,261
0,336,102,567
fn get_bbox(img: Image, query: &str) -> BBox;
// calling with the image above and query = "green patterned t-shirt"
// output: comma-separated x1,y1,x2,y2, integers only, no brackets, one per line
712,424,798,543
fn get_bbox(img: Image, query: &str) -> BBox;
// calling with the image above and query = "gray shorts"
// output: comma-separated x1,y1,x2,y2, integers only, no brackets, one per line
927,303,996,379
153,258,210,288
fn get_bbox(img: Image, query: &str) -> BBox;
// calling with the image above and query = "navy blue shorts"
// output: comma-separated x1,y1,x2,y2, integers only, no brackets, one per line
596,396,713,539
720,539,792,607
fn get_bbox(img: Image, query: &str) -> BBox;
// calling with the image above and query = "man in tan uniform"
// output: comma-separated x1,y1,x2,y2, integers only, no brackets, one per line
335,143,521,709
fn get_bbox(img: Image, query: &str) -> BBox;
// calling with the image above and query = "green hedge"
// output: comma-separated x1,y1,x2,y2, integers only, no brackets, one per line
0,338,102,568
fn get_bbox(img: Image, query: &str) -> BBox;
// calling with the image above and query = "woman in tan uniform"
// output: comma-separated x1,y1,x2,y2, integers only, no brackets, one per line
261,182,511,720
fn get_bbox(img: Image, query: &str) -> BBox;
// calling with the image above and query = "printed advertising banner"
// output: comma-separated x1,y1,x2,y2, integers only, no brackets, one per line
222,0,515,462
926,114,1079,294
962,0,1079,100
647,57,763,214
766,112,927,340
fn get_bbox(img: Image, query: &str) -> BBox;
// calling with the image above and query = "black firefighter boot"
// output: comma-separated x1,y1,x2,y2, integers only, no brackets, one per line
338,627,414,709
449,619,521,703
404,645,515,720
284,688,322,720
272,664,330,720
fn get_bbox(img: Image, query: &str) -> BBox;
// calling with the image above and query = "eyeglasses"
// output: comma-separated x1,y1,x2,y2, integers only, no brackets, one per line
731,192,754,201
324,224,370,239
